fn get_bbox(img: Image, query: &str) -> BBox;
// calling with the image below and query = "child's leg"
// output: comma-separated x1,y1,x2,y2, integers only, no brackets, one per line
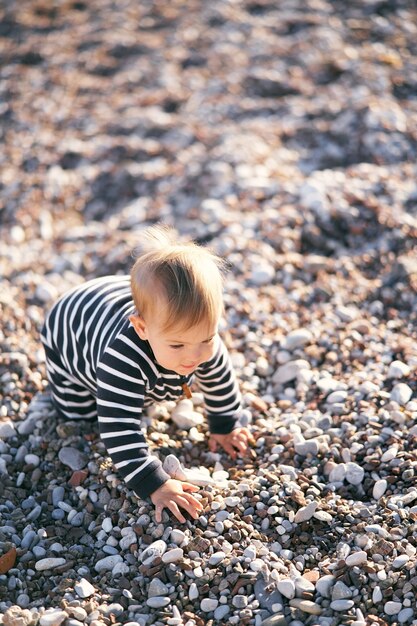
44,354,97,420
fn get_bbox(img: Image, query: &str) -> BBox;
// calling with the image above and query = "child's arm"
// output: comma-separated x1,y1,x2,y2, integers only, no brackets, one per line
96,341,198,520
195,335,255,456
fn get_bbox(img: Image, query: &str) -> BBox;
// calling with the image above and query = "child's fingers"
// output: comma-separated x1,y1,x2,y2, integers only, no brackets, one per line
181,482,200,493
168,500,186,523
221,441,237,458
154,505,163,523
208,437,218,452
174,494,202,519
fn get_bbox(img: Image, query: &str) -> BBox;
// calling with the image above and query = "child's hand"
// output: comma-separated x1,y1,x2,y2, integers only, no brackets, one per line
208,427,255,460
150,479,204,524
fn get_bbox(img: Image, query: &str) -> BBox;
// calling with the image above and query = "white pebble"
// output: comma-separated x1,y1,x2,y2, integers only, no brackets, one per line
294,501,317,523
24,454,40,466
330,599,354,611
380,446,398,462
189,582,199,600
273,359,310,384
0,420,16,439
329,464,347,482
277,579,296,599
373,479,388,500
170,529,186,545
384,601,402,615
74,578,95,598
35,558,66,571
140,540,167,566
146,597,171,608
161,548,183,564
392,554,409,569
345,551,367,567
224,496,240,507
282,329,313,350
387,360,410,378
390,383,413,405
39,609,67,626
94,555,123,573
102,517,113,533
345,462,365,485
200,598,219,612
372,586,383,603
316,575,335,598
209,551,226,566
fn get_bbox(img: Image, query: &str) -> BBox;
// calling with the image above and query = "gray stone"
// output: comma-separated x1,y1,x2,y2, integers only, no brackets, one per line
94,555,123,573
148,578,169,598
255,578,284,612
58,447,88,471
146,596,171,608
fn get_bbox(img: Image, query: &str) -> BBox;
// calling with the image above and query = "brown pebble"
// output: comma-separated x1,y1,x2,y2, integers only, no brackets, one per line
68,470,88,487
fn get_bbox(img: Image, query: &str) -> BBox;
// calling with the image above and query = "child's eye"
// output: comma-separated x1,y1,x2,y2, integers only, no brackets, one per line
204,336,215,344
170,345,183,350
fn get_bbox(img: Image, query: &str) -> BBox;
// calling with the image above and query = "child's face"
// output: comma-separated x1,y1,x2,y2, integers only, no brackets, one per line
129,314,218,375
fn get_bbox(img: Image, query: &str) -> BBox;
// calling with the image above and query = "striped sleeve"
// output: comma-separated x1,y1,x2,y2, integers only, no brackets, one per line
97,337,170,499
194,336,241,434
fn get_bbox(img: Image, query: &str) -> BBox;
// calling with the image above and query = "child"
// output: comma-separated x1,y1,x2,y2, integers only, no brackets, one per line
41,225,253,523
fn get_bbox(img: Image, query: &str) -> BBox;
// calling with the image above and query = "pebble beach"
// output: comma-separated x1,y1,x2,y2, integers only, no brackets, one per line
1,1,417,625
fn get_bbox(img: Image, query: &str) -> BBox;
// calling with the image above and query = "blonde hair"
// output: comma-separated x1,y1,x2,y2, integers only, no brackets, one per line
130,225,225,332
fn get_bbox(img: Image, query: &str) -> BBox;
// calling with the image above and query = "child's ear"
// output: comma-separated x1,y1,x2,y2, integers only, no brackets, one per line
129,314,148,340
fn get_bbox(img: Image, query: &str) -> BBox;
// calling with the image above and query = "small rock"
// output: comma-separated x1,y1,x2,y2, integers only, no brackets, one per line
398,608,414,623
35,558,66,571
170,529,185,545
39,609,68,626
345,551,367,567
0,420,16,439
390,383,413,405
330,599,355,611
345,462,365,485
200,598,219,612
331,581,353,600
277,579,296,599
3,607,33,626
387,360,410,378
232,595,248,609
58,447,88,471
161,548,183,564
294,501,317,523
384,601,402,616
273,360,310,385
146,597,171,608
214,605,230,620
254,578,284,611
294,438,319,457
373,479,388,500
392,554,409,569
94,555,123,573
316,575,335,598
282,329,313,350
289,599,322,615
294,576,315,595
75,578,95,599
148,578,170,598
189,582,199,601
209,551,226,566
140,540,167,566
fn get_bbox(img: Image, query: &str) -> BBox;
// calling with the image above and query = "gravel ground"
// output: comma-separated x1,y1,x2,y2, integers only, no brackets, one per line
1,1,417,625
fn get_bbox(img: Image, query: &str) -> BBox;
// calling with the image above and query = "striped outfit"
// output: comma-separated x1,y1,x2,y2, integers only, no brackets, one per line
40,276,241,498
